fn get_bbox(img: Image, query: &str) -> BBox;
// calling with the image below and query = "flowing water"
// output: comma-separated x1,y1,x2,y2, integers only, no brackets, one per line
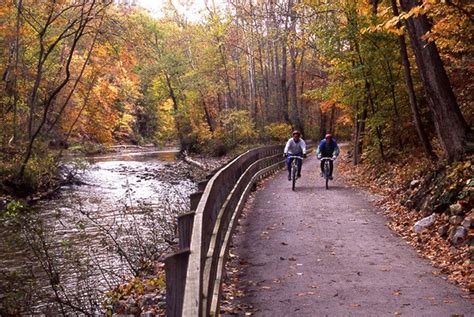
0,149,197,315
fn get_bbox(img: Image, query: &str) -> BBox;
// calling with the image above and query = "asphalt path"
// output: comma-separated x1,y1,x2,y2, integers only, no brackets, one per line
230,154,473,316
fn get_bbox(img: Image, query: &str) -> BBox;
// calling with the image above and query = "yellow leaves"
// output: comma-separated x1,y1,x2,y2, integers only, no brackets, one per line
362,4,425,36
264,123,293,142
362,15,404,36
408,5,425,17
156,99,176,143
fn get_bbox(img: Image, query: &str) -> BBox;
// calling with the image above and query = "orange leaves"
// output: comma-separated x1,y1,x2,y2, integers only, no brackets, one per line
319,100,335,113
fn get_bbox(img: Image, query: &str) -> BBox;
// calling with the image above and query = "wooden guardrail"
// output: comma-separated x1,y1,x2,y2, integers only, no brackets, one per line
165,145,285,316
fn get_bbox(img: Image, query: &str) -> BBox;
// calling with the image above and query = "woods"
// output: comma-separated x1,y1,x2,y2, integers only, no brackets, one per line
1,0,472,196
0,0,473,315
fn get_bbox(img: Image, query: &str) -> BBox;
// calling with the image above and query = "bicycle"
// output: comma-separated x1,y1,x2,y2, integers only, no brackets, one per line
319,157,335,190
287,155,303,191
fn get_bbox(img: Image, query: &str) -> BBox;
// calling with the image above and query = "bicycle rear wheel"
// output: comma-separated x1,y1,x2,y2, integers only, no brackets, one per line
324,163,330,190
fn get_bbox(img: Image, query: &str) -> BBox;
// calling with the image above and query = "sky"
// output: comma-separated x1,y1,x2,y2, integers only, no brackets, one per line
136,0,225,22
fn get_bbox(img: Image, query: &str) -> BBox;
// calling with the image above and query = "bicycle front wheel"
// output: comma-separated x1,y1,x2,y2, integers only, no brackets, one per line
292,165,297,191
324,163,330,190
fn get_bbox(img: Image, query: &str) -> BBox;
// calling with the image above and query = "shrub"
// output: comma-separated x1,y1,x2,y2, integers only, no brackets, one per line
215,110,256,151
263,123,293,142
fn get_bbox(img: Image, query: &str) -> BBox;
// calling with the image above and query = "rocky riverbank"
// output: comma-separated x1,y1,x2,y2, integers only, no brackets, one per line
103,152,231,316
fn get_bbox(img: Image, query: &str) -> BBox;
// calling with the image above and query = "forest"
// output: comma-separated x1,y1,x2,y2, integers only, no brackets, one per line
0,0,472,315
0,0,472,196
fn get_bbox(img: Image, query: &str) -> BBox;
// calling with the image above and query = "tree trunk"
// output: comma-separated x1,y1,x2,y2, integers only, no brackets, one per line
217,42,235,109
319,105,327,140
164,72,186,150
280,33,289,123
12,0,22,145
354,107,367,165
399,0,469,161
390,0,436,159
329,105,336,134
257,40,270,123
288,0,302,132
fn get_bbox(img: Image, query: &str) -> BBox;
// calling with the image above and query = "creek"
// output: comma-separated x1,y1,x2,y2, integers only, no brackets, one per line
0,149,197,315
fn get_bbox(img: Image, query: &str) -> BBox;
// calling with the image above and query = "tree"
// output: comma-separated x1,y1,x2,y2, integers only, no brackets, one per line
390,0,436,160
16,0,113,180
399,0,470,161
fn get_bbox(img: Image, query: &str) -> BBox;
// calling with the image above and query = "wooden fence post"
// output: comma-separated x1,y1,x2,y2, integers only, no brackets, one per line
165,249,190,317
190,191,203,211
178,212,195,249
198,180,208,191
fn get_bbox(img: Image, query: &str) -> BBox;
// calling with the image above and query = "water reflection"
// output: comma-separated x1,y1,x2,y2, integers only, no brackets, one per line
86,149,179,163
0,150,195,315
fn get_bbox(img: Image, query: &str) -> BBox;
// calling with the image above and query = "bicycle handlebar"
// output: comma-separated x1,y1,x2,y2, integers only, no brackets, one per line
319,157,335,161
286,155,304,160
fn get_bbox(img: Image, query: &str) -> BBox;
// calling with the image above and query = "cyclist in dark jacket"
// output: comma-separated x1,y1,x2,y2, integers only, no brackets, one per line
316,133,339,180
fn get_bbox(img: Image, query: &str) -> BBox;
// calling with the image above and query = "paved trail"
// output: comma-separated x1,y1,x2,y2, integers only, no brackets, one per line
230,155,473,316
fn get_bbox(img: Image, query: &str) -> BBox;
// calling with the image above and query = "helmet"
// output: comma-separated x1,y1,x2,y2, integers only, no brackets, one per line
292,130,301,136
325,133,332,139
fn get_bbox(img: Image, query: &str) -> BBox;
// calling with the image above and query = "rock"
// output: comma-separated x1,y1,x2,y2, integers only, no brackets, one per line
128,307,140,315
438,223,450,237
126,297,137,306
113,300,128,313
449,203,463,215
413,214,437,233
405,199,414,208
420,198,433,214
144,284,157,293
157,301,166,309
410,179,421,189
140,293,158,307
450,226,467,245
0,199,7,212
461,217,472,229
421,208,433,217
449,215,463,225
